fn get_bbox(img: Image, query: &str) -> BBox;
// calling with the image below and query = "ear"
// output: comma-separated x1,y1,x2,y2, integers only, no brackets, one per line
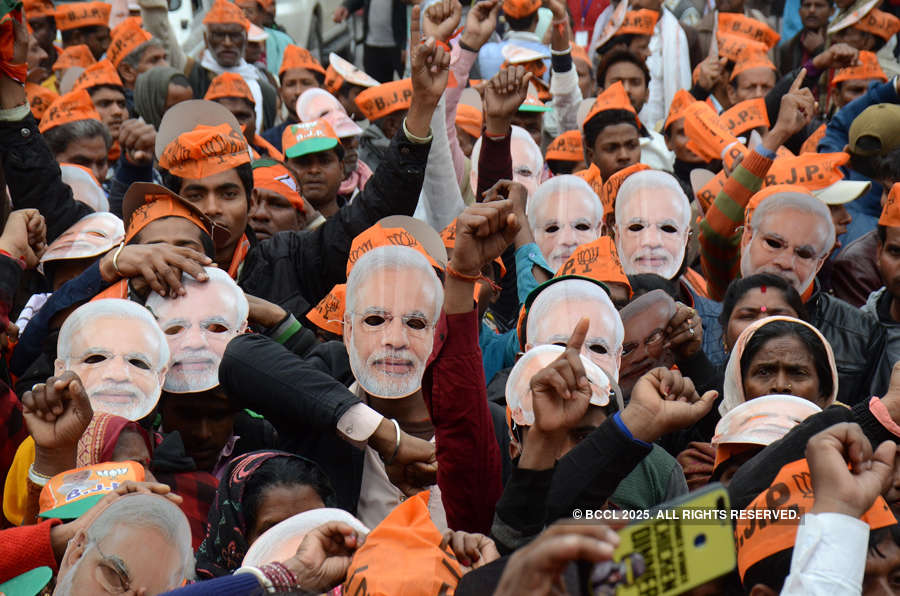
508,431,521,460
583,142,594,167
60,529,89,573
342,315,352,351
749,585,777,596
54,358,65,376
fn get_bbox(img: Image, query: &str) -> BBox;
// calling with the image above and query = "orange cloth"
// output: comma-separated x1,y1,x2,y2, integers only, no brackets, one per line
158,124,252,179
111,16,143,38
555,236,631,297
618,9,658,36
354,79,413,122
25,82,58,120
281,119,339,159
52,44,95,72
545,129,583,162
502,0,539,18
730,47,776,81
307,284,345,336
252,161,305,212
347,223,441,276
227,235,250,279
454,104,483,139
23,0,54,19
720,97,769,136
202,0,250,30
107,23,153,68
854,8,900,41
600,162,650,218
763,152,850,191
582,81,635,128
72,60,123,92
799,122,827,154
279,44,325,77
716,33,767,64
54,1,110,31
682,101,741,162
92,279,128,301
664,88,695,131
125,193,212,244
718,12,780,49
744,184,812,229
439,219,506,276
39,88,101,133
575,163,603,199
879,182,900,227
831,50,887,87
251,134,284,162
570,42,590,65
204,71,255,104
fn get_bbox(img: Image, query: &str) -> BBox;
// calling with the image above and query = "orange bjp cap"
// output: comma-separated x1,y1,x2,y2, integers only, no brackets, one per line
354,78,413,122
879,183,900,227
203,0,251,30
502,0,540,19
26,82,58,120
54,1,110,31
618,9,658,36
204,71,255,104
716,33,768,64
730,47,776,81
720,97,769,137
682,100,740,162
718,12,780,49
831,50,887,87
600,162,650,219
546,129,584,162
308,284,346,336
252,160,306,212
346,223,441,277
53,44,96,72
279,45,326,77
455,103,483,139
23,0,55,20
123,182,219,244
39,88,102,133
555,236,632,298
72,60,123,92
854,8,900,41
157,123,252,179
762,152,850,191
664,88,696,131
582,81,635,128
282,119,339,159
107,23,153,68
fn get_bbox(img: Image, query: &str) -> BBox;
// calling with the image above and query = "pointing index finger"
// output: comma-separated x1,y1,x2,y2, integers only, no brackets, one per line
410,5,422,50
566,317,590,354
789,68,806,93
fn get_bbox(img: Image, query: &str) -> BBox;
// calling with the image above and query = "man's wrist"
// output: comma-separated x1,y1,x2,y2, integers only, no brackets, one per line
618,406,658,444
484,117,511,137
459,34,480,52
33,447,77,477
368,417,397,459
518,430,564,470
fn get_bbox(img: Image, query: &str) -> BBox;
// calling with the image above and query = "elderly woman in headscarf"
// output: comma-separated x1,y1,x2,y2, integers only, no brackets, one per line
134,65,194,129
676,315,838,489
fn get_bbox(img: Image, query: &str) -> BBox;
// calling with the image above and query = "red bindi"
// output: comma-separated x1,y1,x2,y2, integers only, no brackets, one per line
760,285,767,293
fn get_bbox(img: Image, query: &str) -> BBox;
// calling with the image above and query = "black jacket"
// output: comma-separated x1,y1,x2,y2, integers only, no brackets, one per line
238,129,431,319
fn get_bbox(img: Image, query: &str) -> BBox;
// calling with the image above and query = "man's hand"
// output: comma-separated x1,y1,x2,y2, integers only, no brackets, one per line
808,422,896,518
493,522,621,596
283,522,363,592
450,199,520,277
24,372,94,477
763,69,817,151
483,180,536,248
408,4,451,136
812,42,858,70
695,55,727,92
440,530,500,569
99,243,212,297
484,66,532,135
333,5,349,22
245,293,287,329
619,368,717,443
460,0,500,51
423,0,462,43
370,418,438,496
119,118,157,166
0,209,46,268
530,318,593,436
663,303,702,359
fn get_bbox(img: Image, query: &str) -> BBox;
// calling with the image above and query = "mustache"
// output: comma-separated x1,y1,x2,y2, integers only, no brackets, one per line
632,249,672,261
89,382,141,400
173,349,221,366
367,349,420,369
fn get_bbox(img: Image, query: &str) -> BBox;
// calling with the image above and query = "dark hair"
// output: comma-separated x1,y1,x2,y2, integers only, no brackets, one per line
546,159,577,175
626,273,679,301
879,147,900,185
738,319,833,400
159,161,255,207
503,11,538,31
87,83,125,96
242,455,338,533
718,273,807,328
170,73,191,89
742,549,792,593
595,34,644,58
879,224,888,244
582,108,638,148
849,147,882,178
595,48,649,89
43,119,112,154
869,523,900,555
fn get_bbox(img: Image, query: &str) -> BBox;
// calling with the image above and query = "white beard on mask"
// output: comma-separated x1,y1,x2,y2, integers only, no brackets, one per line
348,344,425,398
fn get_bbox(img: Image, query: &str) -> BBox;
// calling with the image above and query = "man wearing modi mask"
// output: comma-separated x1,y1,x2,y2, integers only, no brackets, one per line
55,298,169,422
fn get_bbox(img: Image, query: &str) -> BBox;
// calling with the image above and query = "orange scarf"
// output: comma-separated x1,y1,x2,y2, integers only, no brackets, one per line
227,234,250,279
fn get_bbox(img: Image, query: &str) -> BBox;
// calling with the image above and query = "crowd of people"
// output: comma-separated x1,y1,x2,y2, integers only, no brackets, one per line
3,0,900,592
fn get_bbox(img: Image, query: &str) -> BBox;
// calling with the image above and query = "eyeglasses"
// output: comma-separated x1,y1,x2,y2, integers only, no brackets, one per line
621,329,665,357
207,29,246,44
352,311,434,337
93,543,132,594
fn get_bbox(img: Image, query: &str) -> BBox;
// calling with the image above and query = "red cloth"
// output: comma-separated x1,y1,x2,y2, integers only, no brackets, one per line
421,310,502,534
567,0,610,41
476,133,513,201
153,470,219,550
0,518,61,582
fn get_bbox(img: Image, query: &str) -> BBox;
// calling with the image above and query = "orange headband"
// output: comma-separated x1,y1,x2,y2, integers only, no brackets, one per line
555,236,632,297
545,129,583,162
600,162,650,218
618,9,657,36
39,88,102,133
307,284,345,336
158,123,252,180
347,223,441,276
763,152,850,191
72,60,123,93
664,88,696,131
455,104,483,139
730,48,776,81
53,44,95,72
717,12,780,49
23,0,55,19
880,182,900,227
720,97,769,137
252,162,305,213
716,33,768,64
831,50,887,86
125,194,211,243
354,79,413,122
853,8,900,41
26,82,58,120
54,1,110,31
205,71,255,105
279,45,326,77
107,24,153,68
203,0,251,30
582,81,635,128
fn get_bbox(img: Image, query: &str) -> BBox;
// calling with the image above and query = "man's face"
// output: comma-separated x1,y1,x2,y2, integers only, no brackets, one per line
287,150,344,212
836,79,873,108
90,87,128,139
531,193,602,271
338,86,365,120
82,26,111,60
628,36,652,62
159,390,236,472
602,62,648,114
205,24,247,68
245,40,263,65
27,32,48,73
878,227,900,304
863,535,900,595
136,44,169,75
619,290,676,394
729,68,776,103
741,207,829,294
456,127,477,158
511,111,544,148
54,525,183,595
55,134,109,182
724,287,800,351
800,0,832,30
511,137,543,197
215,97,256,139
665,118,705,163
42,213,123,264
575,59,595,99
236,0,263,26
615,190,689,280
29,16,55,51
588,123,641,180
56,315,166,421
250,187,305,241
528,297,622,377
344,268,437,398
833,26,875,51
829,204,852,250
151,281,246,393
134,217,208,255
179,168,249,263
282,68,322,119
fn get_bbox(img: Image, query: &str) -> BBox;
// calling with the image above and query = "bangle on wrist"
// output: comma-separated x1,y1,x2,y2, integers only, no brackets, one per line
235,566,275,593
258,562,299,592
402,117,433,144
445,263,502,291
458,39,477,53
382,418,401,465
111,243,125,277
28,463,52,487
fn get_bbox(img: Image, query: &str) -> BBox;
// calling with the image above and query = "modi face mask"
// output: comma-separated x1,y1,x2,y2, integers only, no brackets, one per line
145,268,248,394
344,246,441,398
296,88,345,124
527,175,603,271
618,289,677,394
470,125,544,198
614,171,691,280
40,212,124,266
55,299,169,421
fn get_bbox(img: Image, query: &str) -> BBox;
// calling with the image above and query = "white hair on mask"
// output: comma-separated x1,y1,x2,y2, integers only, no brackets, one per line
60,165,109,212
749,192,835,257
526,279,624,350
296,87,346,122
345,245,444,323
614,170,692,230
145,266,249,326
470,125,544,192
84,494,194,585
57,298,169,370
525,174,603,231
